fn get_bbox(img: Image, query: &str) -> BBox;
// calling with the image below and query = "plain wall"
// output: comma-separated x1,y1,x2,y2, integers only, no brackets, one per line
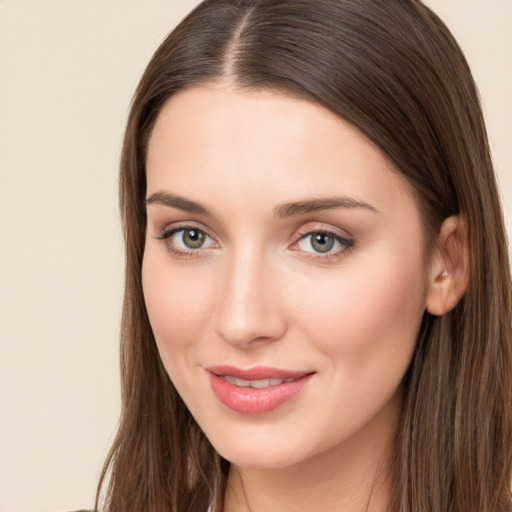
0,1,510,511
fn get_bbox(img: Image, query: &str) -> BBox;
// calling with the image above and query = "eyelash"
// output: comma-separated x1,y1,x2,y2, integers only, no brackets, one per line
154,223,217,259
292,228,355,261
154,224,355,261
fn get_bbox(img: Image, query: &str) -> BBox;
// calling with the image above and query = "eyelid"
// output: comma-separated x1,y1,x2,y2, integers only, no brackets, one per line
289,223,355,259
153,221,219,257
154,220,215,241
151,220,354,260
293,221,354,242
294,222,353,240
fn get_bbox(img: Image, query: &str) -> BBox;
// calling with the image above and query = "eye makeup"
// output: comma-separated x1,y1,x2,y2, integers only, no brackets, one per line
152,218,355,263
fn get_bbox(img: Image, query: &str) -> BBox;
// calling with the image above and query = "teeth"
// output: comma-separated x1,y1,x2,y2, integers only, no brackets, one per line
222,376,296,388
251,378,271,389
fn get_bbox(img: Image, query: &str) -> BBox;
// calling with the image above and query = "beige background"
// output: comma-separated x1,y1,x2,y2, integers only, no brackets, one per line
0,1,510,511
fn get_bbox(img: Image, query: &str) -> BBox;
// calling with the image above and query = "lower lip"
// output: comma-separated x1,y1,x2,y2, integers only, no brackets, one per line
208,372,314,414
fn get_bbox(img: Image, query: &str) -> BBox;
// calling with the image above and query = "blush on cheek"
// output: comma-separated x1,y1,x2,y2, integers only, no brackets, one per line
295,257,424,363
142,259,216,354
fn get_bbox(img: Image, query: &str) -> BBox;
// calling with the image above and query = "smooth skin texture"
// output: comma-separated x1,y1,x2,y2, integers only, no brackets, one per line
142,84,468,512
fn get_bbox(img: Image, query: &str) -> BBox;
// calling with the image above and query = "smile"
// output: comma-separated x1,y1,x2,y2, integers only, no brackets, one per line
206,366,315,414
221,375,298,388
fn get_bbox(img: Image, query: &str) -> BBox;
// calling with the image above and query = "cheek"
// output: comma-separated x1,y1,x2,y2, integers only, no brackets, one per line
285,248,427,446
290,247,427,363
141,252,213,361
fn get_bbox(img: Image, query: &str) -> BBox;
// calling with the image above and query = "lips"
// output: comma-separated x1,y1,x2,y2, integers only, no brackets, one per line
206,365,315,414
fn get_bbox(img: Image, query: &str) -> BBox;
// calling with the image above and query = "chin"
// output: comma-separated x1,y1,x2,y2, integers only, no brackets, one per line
216,444,304,469
200,421,323,470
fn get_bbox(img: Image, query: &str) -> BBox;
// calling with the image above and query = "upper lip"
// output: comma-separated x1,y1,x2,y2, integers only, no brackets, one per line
206,365,314,380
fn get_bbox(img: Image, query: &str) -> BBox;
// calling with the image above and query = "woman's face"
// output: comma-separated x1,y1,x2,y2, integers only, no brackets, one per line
143,84,428,469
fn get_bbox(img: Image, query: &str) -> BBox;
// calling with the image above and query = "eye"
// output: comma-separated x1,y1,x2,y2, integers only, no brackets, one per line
174,228,210,249
296,230,354,255
156,226,216,253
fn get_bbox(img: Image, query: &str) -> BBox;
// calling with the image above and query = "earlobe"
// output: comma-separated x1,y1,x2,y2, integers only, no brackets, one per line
426,215,470,316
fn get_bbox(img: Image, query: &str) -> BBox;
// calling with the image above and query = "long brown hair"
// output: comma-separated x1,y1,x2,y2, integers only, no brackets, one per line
96,1,512,511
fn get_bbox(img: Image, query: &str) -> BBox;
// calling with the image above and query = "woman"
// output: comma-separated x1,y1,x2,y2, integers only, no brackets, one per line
95,1,512,511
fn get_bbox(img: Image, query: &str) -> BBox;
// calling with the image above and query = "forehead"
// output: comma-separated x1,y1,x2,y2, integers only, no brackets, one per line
146,83,417,218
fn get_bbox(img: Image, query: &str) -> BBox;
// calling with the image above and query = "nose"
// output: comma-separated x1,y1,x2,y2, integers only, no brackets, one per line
212,247,287,348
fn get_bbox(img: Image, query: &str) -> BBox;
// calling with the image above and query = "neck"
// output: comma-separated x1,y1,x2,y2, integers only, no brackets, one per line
223,395,399,512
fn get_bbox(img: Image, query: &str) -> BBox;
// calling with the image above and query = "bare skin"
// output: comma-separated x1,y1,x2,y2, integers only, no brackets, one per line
143,83,467,512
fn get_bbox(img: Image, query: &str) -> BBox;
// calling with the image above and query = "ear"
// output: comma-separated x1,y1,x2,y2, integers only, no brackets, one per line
426,215,469,316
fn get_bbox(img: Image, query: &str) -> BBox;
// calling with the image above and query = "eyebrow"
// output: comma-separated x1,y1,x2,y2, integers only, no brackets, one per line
274,196,379,218
145,192,212,216
145,192,379,218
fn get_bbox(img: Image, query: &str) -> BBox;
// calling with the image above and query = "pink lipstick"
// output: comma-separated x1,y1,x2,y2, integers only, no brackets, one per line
206,365,315,414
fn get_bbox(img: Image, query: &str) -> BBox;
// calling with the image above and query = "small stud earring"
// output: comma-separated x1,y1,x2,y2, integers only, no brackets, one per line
440,271,448,279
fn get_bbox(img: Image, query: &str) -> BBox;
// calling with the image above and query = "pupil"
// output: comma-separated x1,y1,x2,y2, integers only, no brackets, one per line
312,232,334,253
183,229,205,248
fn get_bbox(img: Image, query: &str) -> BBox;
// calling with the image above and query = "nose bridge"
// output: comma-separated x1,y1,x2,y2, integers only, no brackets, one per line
213,243,285,347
